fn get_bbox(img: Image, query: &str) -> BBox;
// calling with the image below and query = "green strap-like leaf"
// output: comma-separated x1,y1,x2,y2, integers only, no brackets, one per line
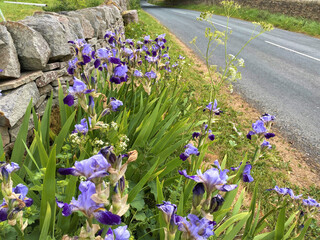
215,212,250,236
127,158,159,203
274,206,286,240
39,203,51,240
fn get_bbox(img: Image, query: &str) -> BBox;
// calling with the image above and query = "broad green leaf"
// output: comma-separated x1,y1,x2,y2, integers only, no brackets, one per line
215,212,250,236
11,100,32,166
53,110,76,154
127,158,159,203
40,145,56,233
39,203,51,240
274,207,286,240
158,157,182,178
223,214,250,240
34,131,49,168
293,218,312,240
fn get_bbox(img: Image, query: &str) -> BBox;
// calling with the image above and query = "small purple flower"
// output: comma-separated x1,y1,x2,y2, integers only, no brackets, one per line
73,118,91,135
69,77,87,95
157,201,183,230
144,35,151,44
97,48,110,59
177,214,216,240
123,48,133,56
110,97,123,111
0,184,33,222
105,226,130,240
126,39,134,46
192,132,200,139
261,113,275,122
180,143,200,161
110,64,128,84
67,57,78,75
210,194,224,213
178,55,185,60
145,71,157,79
208,130,215,141
242,164,254,183
179,160,238,194
0,161,20,175
58,154,110,180
134,70,143,77
267,186,302,199
203,99,221,115
302,197,320,207
247,119,275,140
56,181,121,225
261,140,272,149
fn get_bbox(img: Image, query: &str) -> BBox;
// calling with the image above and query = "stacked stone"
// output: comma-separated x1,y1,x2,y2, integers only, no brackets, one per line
0,2,127,152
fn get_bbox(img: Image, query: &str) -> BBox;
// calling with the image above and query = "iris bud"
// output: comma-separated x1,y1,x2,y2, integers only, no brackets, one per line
192,183,205,208
210,194,224,213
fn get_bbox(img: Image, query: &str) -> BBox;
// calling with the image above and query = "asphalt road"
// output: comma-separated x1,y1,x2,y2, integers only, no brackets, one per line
142,1,320,163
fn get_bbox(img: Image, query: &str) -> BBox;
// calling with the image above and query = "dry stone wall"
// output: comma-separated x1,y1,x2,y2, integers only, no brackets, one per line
0,0,127,152
178,0,320,22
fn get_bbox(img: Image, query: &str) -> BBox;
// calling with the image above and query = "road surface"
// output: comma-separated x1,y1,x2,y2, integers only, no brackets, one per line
142,1,320,163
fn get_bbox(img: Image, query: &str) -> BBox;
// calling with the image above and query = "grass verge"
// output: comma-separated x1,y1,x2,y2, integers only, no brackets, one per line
148,0,320,37
126,9,320,237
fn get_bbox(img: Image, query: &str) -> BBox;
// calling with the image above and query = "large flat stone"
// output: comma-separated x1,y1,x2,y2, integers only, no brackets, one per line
4,21,51,71
9,116,34,142
20,15,71,62
43,62,60,72
36,69,66,87
61,11,94,39
122,10,138,25
0,25,20,79
0,81,40,127
39,84,53,96
77,8,106,39
0,71,43,91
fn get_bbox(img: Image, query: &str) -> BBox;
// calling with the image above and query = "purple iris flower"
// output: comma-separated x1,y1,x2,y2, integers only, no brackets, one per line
104,31,115,39
208,130,215,141
0,161,20,176
72,118,91,135
97,48,110,59
110,64,128,84
109,57,121,65
179,160,238,194
123,48,133,56
58,154,110,180
110,97,123,111
242,164,254,183
177,214,216,240
126,39,134,46
302,197,320,207
178,55,185,60
145,71,157,79
67,57,78,75
179,143,200,161
0,184,33,222
69,77,87,94
157,201,183,228
192,132,200,139
260,113,275,122
267,186,302,199
247,120,275,140
56,181,121,225
261,140,272,149
203,99,221,115
144,35,151,44
105,226,130,240
134,70,143,77
145,55,159,63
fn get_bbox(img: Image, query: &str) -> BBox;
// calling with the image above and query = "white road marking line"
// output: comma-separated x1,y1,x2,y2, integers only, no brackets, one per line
209,20,232,30
170,9,187,15
265,40,320,62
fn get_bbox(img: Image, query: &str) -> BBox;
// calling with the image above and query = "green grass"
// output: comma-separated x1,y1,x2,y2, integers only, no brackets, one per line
148,0,320,37
127,9,320,237
0,0,103,21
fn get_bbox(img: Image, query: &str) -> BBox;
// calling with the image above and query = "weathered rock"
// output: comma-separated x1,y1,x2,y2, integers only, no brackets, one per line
0,71,43,91
20,15,71,62
9,116,34,142
107,5,123,27
122,10,138,25
35,94,46,109
59,62,68,69
77,8,106,39
0,126,10,147
43,62,60,72
62,11,95,39
36,99,48,116
36,69,65,87
39,84,53,96
0,25,20,79
0,81,40,127
4,21,51,71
